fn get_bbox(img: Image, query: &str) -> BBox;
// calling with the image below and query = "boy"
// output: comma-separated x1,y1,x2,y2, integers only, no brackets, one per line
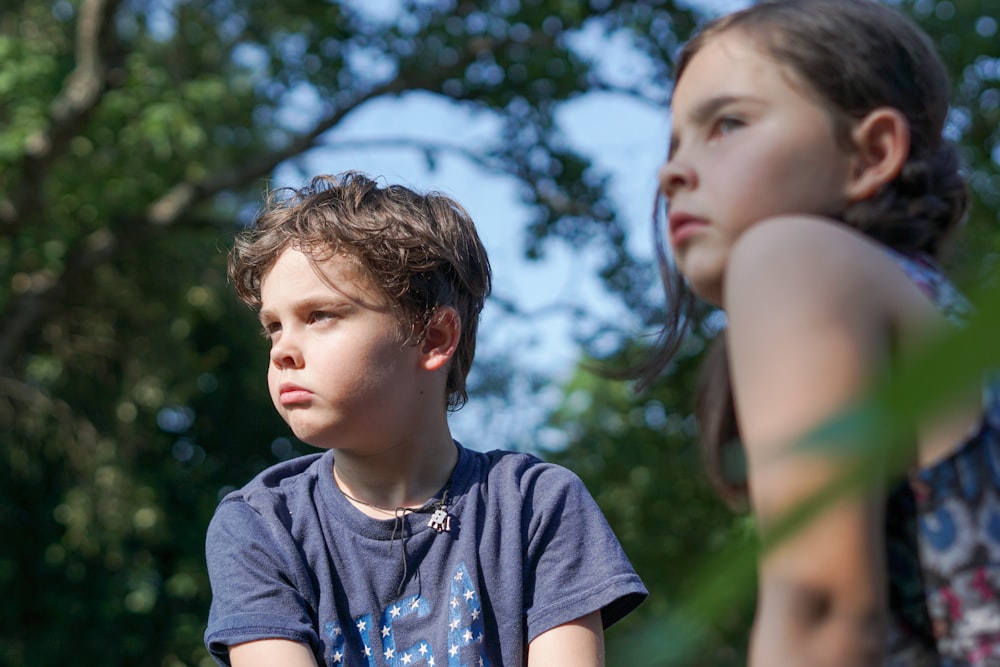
204,172,647,666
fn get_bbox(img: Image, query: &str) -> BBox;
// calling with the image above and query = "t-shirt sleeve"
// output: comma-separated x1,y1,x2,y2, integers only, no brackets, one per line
204,496,319,666
521,463,648,641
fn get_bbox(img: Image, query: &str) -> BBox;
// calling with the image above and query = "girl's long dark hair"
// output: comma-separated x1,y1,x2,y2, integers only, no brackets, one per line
640,0,968,504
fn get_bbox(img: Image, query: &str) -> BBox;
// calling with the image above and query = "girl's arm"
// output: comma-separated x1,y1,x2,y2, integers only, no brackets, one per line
229,639,321,667
724,217,900,667
527,611,605,667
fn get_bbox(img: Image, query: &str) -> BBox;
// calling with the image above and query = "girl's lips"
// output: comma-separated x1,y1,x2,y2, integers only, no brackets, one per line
668,211,707,246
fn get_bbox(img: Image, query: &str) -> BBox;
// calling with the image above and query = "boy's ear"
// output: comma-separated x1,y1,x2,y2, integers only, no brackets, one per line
844,107,911,203
419,306,460,372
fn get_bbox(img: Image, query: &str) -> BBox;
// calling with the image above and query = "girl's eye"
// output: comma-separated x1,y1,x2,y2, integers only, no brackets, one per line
714,115,745,135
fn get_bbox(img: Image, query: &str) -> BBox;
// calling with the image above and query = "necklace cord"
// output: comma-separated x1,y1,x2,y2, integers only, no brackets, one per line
333,472,452,597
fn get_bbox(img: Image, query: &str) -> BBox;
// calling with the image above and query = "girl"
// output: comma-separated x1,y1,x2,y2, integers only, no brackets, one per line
645,0,1000,664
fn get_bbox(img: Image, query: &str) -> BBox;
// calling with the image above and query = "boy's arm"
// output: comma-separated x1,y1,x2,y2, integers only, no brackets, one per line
230,639,320,667
527,610,604,667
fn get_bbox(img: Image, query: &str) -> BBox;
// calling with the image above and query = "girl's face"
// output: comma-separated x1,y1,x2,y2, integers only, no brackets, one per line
659,30,858,305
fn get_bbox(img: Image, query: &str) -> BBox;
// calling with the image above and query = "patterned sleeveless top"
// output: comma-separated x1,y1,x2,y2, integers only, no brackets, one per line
884,251,1000,667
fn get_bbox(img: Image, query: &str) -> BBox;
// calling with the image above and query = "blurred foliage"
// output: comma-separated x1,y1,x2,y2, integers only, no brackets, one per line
909,0,1000,287
2,0,999,665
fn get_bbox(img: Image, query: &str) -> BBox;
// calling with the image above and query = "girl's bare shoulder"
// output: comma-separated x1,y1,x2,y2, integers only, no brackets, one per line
723,215,927,320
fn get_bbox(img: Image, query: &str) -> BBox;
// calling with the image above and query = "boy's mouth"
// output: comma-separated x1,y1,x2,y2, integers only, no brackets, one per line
278,382,312,405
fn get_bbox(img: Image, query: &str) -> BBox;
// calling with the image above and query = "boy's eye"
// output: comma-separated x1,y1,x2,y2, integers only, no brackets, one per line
310,311,335,323
260,322,280,339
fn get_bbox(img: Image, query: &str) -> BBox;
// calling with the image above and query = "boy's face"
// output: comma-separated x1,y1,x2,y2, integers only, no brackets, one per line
258,248,421,451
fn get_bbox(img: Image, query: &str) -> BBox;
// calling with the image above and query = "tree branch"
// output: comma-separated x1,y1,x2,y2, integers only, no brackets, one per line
317,136,515,175
586,80,667,109
51,0,122,127
7,0,125,234
147,78,412,227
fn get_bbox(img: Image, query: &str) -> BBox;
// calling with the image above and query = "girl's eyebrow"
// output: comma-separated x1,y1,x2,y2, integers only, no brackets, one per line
687,94,742,124
667,94,755,158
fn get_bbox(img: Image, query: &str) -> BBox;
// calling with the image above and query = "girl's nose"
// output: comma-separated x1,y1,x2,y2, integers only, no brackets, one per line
658,159,697,197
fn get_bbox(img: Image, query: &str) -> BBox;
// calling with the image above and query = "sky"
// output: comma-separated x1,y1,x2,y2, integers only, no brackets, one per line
275,0,751,451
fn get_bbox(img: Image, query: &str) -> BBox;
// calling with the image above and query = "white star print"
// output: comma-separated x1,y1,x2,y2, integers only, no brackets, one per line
454,572,463,582
402,653,413,665
463,629,473,642
384,647,395,660
464,589,474,601
419,643,429,656
449,644,459,657
390,604,402,618
471,609,480,620
429,658,436,666
381,625,390,638
410,598,420,610
451,596,459,608
357,620,367,632
333,650,343,663
363,645,372,657
449,619,460,630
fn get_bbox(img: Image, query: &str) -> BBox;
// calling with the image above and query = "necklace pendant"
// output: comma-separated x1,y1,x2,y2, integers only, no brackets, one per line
428,507,451,533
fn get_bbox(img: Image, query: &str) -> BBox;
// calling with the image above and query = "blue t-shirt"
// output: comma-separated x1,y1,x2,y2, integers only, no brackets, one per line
205,443,647,666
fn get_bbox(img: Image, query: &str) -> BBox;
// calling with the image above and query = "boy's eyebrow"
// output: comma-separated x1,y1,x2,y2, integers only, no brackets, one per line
257,296,354,325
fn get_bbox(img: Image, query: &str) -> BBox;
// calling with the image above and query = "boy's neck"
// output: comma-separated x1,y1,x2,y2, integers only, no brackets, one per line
331,429,459,511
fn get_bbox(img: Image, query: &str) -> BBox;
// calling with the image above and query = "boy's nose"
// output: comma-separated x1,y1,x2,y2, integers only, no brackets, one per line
658,160,696,196
269,336,303,369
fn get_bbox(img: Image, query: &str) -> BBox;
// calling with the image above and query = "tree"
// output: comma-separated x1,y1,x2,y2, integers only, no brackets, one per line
0,0,701,664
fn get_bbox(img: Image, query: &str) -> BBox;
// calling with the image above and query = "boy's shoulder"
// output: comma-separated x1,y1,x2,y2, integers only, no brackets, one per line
465,446,589,501
482,447,579,476
216,451,329,512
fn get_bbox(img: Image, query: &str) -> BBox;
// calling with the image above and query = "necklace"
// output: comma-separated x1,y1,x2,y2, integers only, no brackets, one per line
333,469,453,533
333,464,455,597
